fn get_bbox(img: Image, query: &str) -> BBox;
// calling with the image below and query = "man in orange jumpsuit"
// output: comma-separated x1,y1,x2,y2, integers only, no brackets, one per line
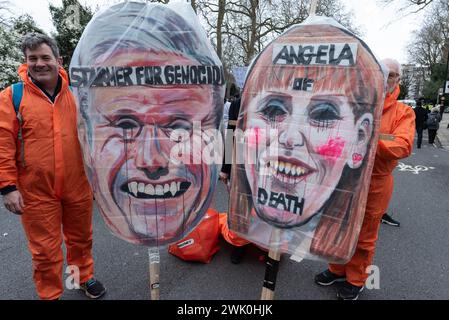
0,33,105,300
314,58,416,300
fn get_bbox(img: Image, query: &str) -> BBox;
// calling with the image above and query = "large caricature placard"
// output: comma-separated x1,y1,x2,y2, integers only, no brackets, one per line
228,17,385,263
70,2,225,246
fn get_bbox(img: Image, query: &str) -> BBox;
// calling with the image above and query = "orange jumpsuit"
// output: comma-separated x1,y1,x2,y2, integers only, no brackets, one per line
329,85,416,286
219,213,250,247
0,65,94,300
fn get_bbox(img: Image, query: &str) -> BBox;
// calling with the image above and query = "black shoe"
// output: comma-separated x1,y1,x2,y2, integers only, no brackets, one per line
314,269,346,286
230,245,247,264
381,213,400,227
337,281,364,300
79,278,106,299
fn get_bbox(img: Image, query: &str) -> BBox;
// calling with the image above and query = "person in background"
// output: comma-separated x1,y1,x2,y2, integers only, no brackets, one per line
427,106,442,145
412,98,428,149
439,96,445,120
219,95,251,264
223,97,232,135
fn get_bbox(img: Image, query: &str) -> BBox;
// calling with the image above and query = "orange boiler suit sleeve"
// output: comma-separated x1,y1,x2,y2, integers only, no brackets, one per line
0,88,20,190
376,106,416,161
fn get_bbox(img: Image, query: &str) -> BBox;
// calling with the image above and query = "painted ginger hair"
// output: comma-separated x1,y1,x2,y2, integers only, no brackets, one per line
230,23,385,263
242,24,385,121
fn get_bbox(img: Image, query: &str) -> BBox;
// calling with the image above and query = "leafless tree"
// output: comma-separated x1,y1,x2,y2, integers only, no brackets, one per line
0,0,13,27
146,0,197,10
380,0,435,14
399,65,414,98
407,0,449,72
198,0,357,67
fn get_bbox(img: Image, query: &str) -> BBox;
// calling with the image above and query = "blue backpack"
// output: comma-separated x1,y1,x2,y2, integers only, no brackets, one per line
11,82,24,115
10,82,26,167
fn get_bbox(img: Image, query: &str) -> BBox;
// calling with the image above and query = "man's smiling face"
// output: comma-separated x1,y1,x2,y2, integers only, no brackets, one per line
25,43,61,86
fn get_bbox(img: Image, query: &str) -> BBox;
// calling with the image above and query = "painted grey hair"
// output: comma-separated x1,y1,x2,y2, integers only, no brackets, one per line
72,2,218,67
71,2,224,146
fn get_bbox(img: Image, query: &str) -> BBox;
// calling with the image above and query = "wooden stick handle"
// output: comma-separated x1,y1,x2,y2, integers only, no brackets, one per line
261,249,281,300
148,247,160,300
261,228,282,300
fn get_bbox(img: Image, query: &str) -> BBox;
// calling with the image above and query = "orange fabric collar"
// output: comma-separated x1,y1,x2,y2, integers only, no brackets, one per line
18,64,70,90
383,85,400,113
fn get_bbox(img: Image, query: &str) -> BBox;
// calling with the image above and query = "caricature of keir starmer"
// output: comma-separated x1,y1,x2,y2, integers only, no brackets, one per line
70,1,225,246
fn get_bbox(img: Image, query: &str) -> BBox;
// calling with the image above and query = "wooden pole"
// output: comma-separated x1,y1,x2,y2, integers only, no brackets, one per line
260,228,282,300
148,247,160,300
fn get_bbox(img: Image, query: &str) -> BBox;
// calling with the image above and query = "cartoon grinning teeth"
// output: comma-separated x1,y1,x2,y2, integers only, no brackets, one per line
170,182,177,196
145,184,155,196
285,163,292,175
279,162,285,173
130,182,138,197
156,185,164,196
124,181,187,198
292,166,297,176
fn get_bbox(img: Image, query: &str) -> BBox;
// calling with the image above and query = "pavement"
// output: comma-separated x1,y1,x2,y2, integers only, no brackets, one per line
436,114,449,149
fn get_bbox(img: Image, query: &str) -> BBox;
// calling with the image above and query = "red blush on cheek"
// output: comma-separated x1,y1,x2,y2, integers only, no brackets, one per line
316,138,346,165
247,127,266,148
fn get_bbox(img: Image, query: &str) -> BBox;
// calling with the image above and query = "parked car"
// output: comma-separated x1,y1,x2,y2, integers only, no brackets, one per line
398,100,416,108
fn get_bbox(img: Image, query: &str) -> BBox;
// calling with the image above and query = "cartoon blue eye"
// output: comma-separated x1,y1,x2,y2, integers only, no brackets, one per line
309,102,342,127
168,120,192,132
114,117,140,130
112,116,142,141
162,119,193,140
260,99,287,122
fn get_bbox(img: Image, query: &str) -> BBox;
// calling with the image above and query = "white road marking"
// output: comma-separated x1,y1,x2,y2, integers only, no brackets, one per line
397,162,435,175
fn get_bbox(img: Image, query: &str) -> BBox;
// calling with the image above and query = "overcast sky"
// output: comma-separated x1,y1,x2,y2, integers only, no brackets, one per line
9,0,429,64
